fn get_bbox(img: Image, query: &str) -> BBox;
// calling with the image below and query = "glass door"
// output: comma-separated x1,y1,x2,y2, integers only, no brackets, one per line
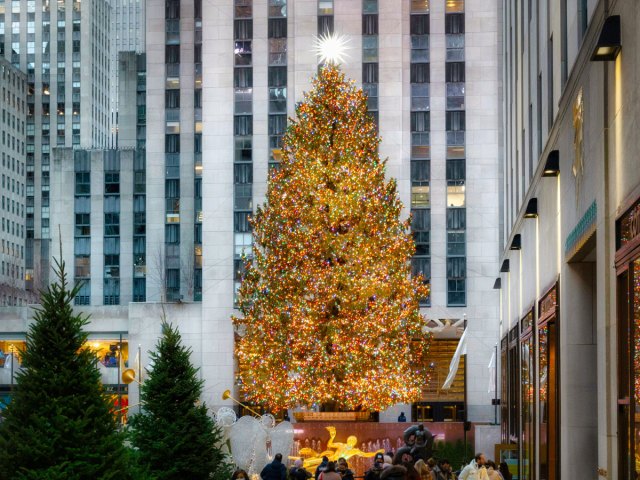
617,259,640,479
538,284,558,480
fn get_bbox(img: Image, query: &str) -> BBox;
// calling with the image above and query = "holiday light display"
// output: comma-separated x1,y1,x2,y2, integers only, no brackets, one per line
233,64,431,411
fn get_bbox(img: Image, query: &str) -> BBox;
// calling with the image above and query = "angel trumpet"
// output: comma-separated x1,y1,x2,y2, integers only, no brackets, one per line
122,368,141,385
222,389,262,417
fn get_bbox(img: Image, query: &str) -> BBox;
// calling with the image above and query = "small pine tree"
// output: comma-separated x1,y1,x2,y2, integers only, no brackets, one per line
128,322,229,480
0,259,131,480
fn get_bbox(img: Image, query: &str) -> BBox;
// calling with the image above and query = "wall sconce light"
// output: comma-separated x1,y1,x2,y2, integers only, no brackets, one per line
590,15,621,62
500,259,510,273
509,234,522,250
493,278,502,290
542,150,560,177
524,198,538,218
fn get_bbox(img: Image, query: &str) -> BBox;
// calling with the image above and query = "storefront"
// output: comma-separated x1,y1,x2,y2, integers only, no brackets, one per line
537,284,558,480
0,335,130,422
616,197,640,479
520,309,534,480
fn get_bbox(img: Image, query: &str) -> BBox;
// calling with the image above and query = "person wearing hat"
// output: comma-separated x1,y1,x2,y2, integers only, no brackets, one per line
290,459,312,480
365,453,386,480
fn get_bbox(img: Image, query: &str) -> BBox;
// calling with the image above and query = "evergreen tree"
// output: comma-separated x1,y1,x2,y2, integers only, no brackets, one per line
0,259,131,480
128,322,229,480
233,64,432,412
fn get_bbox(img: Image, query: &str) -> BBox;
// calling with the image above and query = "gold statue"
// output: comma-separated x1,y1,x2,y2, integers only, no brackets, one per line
293,426,384,472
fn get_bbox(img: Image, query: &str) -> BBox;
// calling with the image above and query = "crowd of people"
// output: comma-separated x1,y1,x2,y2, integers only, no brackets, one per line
233,450,513,480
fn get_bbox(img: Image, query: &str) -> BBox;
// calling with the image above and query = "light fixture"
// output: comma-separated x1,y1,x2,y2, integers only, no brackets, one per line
524,198,538,219
509,234,522,250
500,260,510,273
590,15,621,62
493,278,502,290
542,150,560,177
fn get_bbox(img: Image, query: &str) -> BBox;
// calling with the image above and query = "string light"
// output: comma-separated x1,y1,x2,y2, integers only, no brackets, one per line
232,65,431,412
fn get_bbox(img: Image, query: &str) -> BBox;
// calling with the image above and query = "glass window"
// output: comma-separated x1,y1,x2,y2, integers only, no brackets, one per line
269,0,286,18
447,183,465,207
445,13,464,34
445,0,464,13
410,0,429,13
318,0,333,15
411,185,430,208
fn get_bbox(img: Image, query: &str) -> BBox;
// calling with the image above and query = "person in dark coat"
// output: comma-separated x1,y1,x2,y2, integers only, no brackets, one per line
315,456,329,480
291,459,313,480
261,453,287,480
365,452,385,480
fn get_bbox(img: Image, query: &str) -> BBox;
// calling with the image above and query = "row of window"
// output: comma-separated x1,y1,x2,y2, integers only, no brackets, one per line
164,0,181,302
445,5,466,307
233,0,255,304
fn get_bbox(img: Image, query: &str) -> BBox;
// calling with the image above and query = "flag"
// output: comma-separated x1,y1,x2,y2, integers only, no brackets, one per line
488,349,496,394
442,328,468,390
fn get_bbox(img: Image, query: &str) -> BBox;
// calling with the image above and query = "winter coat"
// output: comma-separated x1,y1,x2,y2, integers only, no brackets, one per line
458,461,489,480
380,465,408,480
315,462,329,480
433,467,457,480
319,471,343,480
291,467,312,480
365,464,385,480
261,460,287,480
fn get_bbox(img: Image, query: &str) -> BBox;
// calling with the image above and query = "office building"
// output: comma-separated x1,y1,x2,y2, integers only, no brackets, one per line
9,0,502,426
498,0,640,478
0,57,28,306
0,0,112,292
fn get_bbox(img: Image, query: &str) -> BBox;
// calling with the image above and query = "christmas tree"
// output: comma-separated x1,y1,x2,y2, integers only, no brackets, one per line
0,259,131,479
233,64,431,412
128,322,230,480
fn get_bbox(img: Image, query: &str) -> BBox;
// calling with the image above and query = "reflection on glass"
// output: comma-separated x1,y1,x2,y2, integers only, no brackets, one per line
634,260,640,474
539,324,548,479
0,340,26,386
521,335,533,480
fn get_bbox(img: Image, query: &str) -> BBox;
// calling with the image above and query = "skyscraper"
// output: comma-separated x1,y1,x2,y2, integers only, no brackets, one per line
43,0,501,422
0,57,28,306
0,0,112,292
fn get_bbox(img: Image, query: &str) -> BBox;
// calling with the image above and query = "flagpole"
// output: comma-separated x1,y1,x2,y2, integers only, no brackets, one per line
463,314,468,464
494,343,498,425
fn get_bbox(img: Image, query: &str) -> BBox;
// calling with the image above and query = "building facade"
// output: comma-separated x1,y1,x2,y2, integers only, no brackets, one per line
499,0,640,478
0,57,28,306
0,0,112,292
6,0,501,425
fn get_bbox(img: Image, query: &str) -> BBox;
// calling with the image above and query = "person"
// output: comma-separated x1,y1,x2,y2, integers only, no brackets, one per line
398,412,407,422
458,453,489,480
337,458,354,480
316,456,330,480
232,469,249,480
319,462,343,480
498,463,511,480
365,453,385,480
484,461,501,480
260,453,287,480
381,465,407,480
392,449,419,480
290,459,312,480
414,459,434,480
433,459,456,480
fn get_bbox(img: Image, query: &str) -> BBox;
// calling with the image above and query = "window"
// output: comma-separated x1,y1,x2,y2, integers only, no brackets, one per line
165,45,180,64
411,185,430,208
447,182,465,207
445,13,464,34
268,18,286,38
410,14,429,35
445,62,465,82
446,257,465,305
